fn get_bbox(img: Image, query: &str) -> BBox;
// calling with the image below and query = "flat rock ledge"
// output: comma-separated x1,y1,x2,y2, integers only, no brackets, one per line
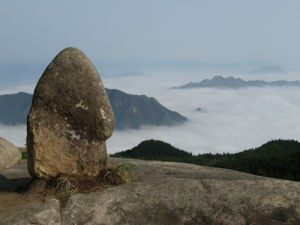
0,158,299,225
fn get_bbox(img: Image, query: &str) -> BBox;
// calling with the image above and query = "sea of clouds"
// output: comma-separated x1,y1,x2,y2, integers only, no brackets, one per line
1,70,300,155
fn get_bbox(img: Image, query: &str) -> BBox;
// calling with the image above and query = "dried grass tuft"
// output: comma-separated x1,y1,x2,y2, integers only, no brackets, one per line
46,176,79,207
43,163,136,207
100,163,136,185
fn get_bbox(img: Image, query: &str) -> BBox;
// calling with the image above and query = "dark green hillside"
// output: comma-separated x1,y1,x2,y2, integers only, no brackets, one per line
208,140,300,181
113,139,193,161
0,90,187,129
112,139,300,181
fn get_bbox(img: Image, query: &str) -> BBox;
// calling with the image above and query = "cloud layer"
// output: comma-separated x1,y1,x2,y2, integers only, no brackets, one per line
107,83,300,154
0,125,26,147
2,71,300,155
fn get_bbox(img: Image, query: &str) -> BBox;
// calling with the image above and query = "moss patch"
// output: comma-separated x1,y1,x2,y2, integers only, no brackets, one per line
21,152,28,160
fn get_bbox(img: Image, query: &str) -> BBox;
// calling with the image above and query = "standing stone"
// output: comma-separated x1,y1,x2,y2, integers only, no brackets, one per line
27,47,115,179
0,137,22,169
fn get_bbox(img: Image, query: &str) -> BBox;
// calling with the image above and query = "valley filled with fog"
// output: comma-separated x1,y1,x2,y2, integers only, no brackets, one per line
1,69,300,155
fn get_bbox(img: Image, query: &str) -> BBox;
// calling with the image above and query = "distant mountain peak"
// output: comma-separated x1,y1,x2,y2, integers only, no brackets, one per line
16,92,31,95
173,76,300,89
105,88,187,129
0,89,187,129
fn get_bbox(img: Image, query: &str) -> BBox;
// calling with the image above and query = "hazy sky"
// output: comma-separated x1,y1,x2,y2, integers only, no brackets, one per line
1,1,300,153
1,0,300,68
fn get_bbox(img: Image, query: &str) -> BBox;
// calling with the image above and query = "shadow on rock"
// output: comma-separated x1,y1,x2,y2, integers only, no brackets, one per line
0,175,31,193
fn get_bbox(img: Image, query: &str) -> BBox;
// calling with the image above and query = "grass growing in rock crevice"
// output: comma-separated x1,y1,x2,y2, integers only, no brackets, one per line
21,152,28,160
45,176,79,208
100,163,136,185
42,163,136,208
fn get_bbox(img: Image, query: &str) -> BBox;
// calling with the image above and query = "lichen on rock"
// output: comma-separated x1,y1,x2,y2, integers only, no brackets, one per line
27,47,115,179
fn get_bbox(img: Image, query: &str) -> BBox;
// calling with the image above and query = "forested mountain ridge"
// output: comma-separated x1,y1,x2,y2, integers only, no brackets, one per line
106,89,187,129
112,139,300,181
0,92,32,125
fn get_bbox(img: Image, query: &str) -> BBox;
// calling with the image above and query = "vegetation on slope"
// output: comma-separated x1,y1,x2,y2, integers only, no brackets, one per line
105,89,187,129
113,140,193,161
112,139,300,181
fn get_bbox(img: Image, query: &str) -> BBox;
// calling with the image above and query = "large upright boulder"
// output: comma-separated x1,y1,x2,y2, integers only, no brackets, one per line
27,47,115,179
0,137,21,169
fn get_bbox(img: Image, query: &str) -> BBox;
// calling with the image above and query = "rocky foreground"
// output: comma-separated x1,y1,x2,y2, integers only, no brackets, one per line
0,158,299,225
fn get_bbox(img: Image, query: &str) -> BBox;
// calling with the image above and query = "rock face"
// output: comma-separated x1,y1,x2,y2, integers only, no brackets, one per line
0,137,21,169
27,47,115,179
0,198,61,225
62,158,300,225
0,158,299,225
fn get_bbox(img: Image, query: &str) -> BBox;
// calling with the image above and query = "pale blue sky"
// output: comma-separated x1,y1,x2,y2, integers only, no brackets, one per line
2,1,300,151
0,0,300,68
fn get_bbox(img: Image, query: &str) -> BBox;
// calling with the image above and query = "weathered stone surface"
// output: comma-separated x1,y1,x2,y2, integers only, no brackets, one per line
62,158,300,225
0,158,299,224
0,197,61,225
0,137,21,169
27,47,115,179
